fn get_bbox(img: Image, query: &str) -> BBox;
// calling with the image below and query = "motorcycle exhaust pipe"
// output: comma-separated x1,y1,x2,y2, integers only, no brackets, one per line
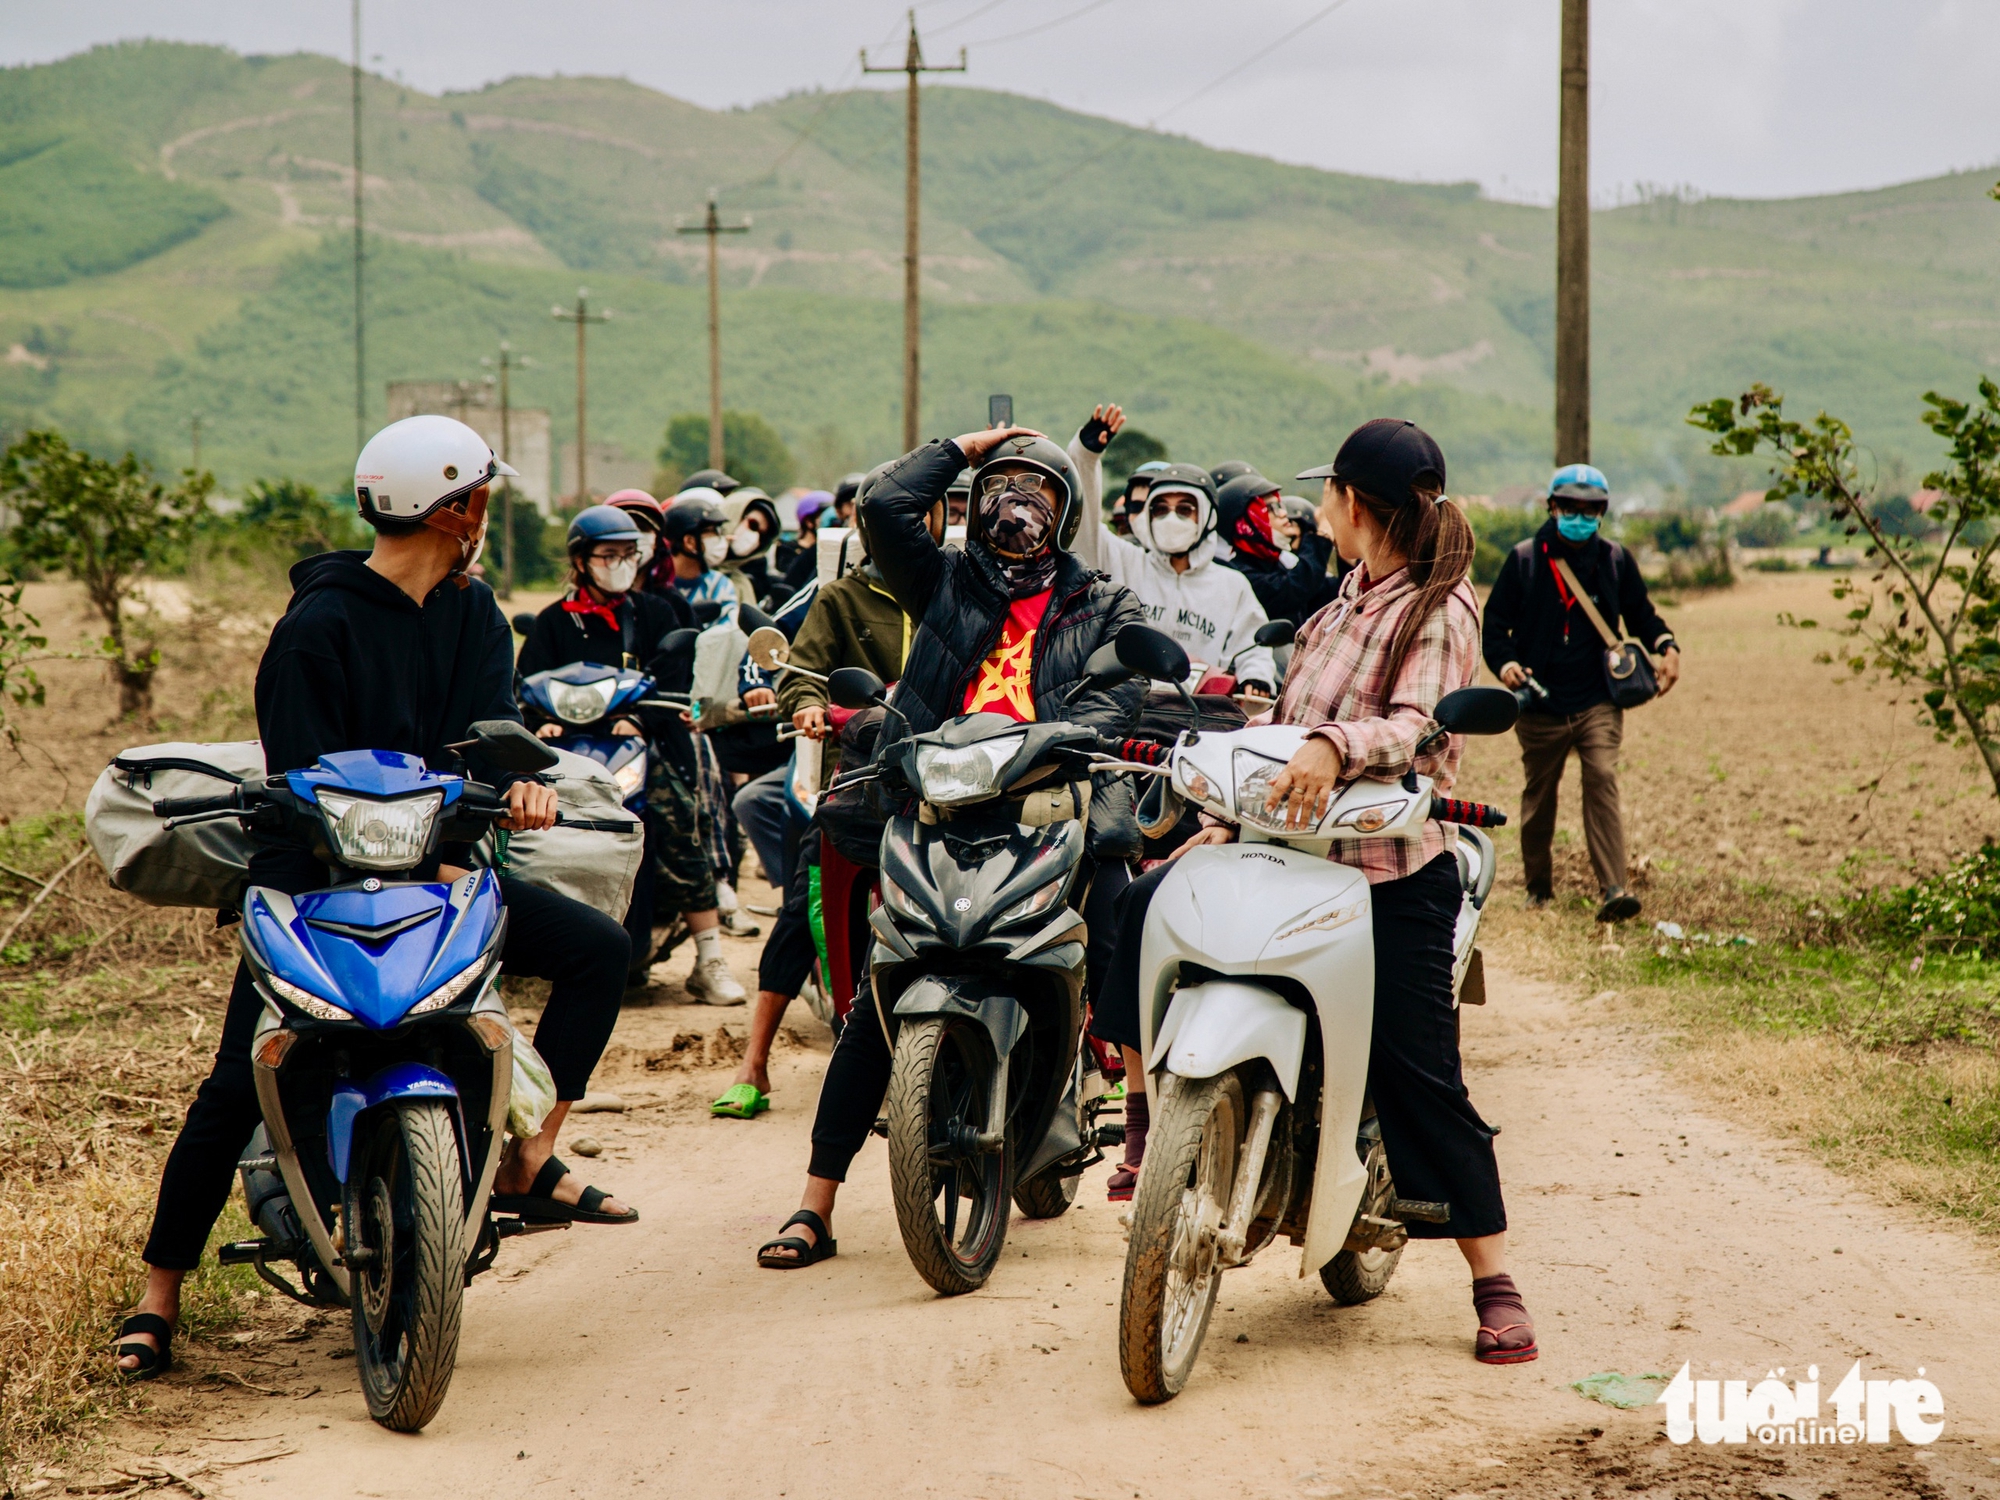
1215,1088,1284,1266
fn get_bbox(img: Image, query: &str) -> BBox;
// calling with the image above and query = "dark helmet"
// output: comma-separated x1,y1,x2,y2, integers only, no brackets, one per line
1278,493,1317,527
663,493,727,550
945,467,972,502
1214,471,1282,539
1209,460,1257,489
566,503,643,557
680,468,739,496
832,471,866,510
969,433,1084,551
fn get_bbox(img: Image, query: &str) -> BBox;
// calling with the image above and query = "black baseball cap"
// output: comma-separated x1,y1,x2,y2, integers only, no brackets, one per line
1297,419,1447,505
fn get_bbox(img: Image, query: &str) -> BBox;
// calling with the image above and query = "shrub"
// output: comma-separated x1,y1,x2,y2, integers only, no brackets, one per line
1853,843,2000,956
1466,502,1540,585
1735,502,1797,549
659,410,796,493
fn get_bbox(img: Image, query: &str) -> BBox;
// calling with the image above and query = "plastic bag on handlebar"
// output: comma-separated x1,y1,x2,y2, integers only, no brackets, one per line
466,746,644,919
506,1018,559,1140
86,741,267,909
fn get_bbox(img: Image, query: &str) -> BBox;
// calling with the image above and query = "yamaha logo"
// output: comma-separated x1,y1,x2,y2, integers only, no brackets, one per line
362,878,382,892
953,897,972,912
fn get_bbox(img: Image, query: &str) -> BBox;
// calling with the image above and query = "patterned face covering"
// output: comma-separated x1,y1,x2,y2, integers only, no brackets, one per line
975,469,1059,597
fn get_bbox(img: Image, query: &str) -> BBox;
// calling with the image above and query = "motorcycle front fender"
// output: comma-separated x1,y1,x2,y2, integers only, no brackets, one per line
890,974,1029,1062
327,1063,460,1184
1146,980,1307,1099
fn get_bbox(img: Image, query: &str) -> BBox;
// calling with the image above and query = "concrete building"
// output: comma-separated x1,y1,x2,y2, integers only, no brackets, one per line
555,441,656,504
385,380,553,517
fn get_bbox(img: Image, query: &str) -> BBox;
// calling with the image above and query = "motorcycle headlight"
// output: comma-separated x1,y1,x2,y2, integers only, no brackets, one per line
1232,750,1295,834
914,733,1025,807
550,679,614,724
408,957,492,1017
266,971,352,1022
613,752,647,800
315,789,444,871
997,876,1067,927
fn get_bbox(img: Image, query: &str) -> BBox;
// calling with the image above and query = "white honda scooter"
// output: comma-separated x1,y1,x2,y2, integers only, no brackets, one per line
1103,672,1517,1403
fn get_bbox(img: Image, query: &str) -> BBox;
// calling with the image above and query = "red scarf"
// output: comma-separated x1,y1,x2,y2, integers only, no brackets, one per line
1232,496,1282,565
561,594,623,634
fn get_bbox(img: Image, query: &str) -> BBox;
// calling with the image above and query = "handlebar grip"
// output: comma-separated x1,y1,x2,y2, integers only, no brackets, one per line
553,814,638,832
1430,796,1508,828
153,791,239,818
1113,738,1171,767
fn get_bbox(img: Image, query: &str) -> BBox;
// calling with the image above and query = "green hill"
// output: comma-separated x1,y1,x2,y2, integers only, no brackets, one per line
0,40,1994,501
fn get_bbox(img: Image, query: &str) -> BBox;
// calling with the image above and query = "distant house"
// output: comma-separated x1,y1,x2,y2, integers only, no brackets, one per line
1721,490,1767,517
1909,488,1943,513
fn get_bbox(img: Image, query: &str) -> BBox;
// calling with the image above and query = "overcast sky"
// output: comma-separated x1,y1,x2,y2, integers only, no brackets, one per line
7,0,1997,202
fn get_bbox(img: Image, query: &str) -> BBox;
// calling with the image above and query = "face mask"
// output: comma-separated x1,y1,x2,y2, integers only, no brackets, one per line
633,532,656,566
730,524,761,558
1149,513,1202,555
1555,512,1601,543
702,534,730,568
589,556,639,594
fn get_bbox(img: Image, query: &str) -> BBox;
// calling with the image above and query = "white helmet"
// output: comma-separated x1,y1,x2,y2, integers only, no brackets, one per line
353,415,517,529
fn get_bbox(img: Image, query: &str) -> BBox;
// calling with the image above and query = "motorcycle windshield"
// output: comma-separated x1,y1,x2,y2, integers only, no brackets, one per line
246,872,503,1028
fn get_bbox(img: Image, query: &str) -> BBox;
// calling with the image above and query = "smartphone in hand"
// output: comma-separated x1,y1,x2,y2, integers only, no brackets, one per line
988,393,1013,429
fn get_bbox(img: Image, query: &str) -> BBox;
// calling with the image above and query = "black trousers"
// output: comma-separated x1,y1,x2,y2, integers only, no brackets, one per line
1096,849,1505,1240
757,827,820,999
804,855,1126,1184
143,875,629,1271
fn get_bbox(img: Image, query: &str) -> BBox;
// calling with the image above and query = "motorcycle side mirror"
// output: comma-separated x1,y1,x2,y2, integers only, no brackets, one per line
828,666,886,711
1253,619,1296,648
1433,686,1519,737
511,612,537,637
465,718,560,773
1075,641,1134,692
738,602,777,635
1115,623,1191,684
650,628,700,676
690,600,724,627
745,626,790,672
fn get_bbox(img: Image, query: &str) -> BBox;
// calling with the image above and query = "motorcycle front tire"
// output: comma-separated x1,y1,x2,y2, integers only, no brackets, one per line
1119,1071,1242,1404
345,1099,466,1432
886,1015,1014,1295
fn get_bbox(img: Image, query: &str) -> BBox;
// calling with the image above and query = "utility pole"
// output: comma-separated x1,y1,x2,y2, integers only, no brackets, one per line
863,11,966,451
351,0,366,453
551,288,611,505
481,341,533,598
1554,0,1589,465
676,192,752,472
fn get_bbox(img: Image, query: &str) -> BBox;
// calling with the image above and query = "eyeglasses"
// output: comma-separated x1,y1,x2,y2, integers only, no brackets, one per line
589,544,640,562
1551,499,1608,517
978,473,1050,502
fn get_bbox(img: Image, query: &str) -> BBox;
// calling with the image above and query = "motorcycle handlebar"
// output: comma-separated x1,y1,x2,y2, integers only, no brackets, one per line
1430,795,1508,828
153,791,240,818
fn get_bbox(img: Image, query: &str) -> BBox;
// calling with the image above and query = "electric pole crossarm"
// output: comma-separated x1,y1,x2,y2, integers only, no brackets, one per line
862,9,967,452
677,193,752,473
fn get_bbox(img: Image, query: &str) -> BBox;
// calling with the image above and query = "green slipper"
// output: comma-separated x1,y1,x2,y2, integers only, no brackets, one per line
711,1082,770,1119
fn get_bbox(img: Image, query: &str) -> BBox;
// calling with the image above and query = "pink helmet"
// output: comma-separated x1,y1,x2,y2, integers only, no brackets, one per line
605,488,665,531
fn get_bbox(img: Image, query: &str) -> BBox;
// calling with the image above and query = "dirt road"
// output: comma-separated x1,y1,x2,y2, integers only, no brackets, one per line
117,958,2000,1499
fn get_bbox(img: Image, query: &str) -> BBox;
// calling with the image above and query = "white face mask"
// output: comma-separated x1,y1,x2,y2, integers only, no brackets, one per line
633,532,656,566
730,523,761,558
589,556,639,594
702,534,730,568
1149,512,1202,556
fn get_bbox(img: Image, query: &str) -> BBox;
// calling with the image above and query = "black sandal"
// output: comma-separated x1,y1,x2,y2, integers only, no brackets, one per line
757,1209,837,1269
114,1312,174,1380
490,1155,638,1225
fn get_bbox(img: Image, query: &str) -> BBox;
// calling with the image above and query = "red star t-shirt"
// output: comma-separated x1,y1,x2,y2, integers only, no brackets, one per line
962,591,1049,722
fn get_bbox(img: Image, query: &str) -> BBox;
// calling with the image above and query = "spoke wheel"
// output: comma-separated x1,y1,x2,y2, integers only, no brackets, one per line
345,1100,465,1432
1119,1071,1242,1403
886,1016,1012,1295
1321,1117,1404,1305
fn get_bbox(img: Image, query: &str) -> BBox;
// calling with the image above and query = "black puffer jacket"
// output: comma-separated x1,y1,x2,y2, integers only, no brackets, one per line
1221,532,1342,630
863,439,1148,859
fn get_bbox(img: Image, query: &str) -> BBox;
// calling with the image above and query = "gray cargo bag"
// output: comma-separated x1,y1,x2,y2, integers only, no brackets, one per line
469,746,644,919
85,741,266,909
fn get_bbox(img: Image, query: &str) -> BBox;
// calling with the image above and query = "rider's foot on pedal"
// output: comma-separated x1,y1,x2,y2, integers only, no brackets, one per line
686,954,748,1005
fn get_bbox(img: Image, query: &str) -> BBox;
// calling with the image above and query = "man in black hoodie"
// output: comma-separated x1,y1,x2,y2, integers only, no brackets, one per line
113,417,634,1381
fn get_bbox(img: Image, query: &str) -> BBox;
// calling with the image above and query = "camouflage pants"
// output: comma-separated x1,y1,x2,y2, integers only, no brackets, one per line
646,758,717,919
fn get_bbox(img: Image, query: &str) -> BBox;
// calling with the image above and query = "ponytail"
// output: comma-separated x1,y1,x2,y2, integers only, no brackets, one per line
1344,482,1476,690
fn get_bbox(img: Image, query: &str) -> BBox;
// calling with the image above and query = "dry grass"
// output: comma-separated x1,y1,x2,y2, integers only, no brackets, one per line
1461,570,2000,1237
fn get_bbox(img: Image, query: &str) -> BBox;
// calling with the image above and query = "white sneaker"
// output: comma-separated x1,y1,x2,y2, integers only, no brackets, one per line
685,954,747,1006
720,908,762,939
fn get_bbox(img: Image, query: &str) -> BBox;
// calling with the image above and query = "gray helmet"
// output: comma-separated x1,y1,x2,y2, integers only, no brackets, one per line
969,433,1084,551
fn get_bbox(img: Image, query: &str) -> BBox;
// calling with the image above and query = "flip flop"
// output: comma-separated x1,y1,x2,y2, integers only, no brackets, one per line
1476,1323,1539,1364
490,1154,638,1225
758,1209,837,1269
114,1312,174,1381
711,1082,771,1119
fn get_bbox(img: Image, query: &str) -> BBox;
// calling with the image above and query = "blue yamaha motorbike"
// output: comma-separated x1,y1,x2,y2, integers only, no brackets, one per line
515,661,661,813
152,720,624,1432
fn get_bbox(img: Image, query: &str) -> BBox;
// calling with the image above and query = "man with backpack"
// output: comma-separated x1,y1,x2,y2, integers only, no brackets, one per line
1482,464,1681,923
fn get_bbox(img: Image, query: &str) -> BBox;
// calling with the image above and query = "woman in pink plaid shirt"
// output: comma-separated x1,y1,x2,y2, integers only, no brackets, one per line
1098,419,1536,1365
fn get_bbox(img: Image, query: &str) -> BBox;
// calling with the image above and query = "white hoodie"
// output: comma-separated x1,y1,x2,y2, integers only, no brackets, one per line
1069,431,1277,688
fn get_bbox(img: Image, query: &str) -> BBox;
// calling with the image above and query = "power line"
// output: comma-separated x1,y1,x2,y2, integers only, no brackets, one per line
961,0,1123,48
929,0,1018,37
1154,0,1360,126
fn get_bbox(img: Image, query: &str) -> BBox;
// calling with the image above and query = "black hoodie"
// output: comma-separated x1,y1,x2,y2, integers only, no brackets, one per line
253,551,520,874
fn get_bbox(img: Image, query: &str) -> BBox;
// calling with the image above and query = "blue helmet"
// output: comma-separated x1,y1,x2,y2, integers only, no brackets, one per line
1548,463,1610,502
566,504,643,558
